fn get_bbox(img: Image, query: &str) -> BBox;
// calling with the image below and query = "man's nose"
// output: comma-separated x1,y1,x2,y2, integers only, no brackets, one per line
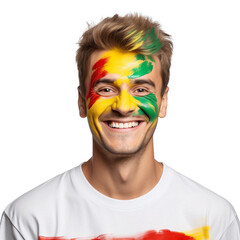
111,89,137,115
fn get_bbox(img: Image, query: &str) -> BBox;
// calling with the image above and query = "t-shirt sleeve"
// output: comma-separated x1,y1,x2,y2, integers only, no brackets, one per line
219,213,240,240
0,212,25,240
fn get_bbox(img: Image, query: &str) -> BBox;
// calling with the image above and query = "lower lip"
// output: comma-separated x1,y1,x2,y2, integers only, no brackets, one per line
103,121,144,132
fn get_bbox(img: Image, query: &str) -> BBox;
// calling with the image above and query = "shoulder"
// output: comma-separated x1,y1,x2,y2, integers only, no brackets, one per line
4,164,80,226
165,164,238,237
165,163,234,207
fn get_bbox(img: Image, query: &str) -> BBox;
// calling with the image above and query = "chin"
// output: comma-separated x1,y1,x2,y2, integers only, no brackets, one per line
102,144,144,156
100,137,151,156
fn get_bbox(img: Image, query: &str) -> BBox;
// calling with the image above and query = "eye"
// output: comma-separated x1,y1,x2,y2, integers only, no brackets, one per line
99,88,112,92
133,87,149,96
96,87,116,97
136,88,147,92
97,88,113,94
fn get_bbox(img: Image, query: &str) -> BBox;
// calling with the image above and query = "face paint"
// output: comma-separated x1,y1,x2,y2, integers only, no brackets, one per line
133,93,158,122
86,48,159,138
128,56,153,79
87,89,141,137
86,57,108,109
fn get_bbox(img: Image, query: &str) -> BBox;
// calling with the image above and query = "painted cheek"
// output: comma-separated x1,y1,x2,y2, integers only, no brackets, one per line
87,57,109,109
133,93,158,122
87,90,140,137
87,97,117,137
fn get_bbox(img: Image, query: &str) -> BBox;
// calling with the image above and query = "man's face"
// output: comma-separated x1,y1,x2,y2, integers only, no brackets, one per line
79,48,168,155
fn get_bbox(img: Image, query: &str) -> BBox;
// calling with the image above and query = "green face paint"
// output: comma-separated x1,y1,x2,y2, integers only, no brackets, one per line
133,93,158,122
136,54,146,61
128,53,155,79
128,61,153,79
147,55,155,62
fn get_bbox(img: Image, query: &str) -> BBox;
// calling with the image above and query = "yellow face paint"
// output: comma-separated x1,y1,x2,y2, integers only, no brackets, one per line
87,90,140,137
100,49,142,79
87,48,157,138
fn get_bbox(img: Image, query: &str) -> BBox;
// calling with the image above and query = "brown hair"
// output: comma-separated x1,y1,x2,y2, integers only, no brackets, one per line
76,13,173,100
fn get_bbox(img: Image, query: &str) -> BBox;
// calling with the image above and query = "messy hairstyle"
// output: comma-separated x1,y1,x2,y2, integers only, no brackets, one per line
76,13,173,100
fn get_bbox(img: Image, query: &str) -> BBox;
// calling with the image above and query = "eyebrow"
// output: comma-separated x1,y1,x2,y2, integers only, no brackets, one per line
92,78,156,88
132,79,156,88
92,79,115,87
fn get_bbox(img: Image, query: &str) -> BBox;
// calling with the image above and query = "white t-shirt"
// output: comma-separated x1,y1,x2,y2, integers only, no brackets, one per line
0,162,239,240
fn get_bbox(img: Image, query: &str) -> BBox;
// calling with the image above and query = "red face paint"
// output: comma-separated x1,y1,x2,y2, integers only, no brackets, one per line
39,229,194,240
86,57,109,109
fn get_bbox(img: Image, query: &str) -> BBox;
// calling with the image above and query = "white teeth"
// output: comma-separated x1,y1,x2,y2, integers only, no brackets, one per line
108,121,139,129
132,122,138,127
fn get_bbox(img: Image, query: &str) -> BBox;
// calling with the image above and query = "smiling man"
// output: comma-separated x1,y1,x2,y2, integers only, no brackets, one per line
1,14,240,240
79,47,165,201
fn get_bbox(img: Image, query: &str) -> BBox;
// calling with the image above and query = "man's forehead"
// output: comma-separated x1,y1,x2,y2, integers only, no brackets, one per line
89,49,159,72
85,49,161,91
89,50,107,68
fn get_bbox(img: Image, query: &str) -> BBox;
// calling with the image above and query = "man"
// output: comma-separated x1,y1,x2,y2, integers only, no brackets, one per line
0,13,239,240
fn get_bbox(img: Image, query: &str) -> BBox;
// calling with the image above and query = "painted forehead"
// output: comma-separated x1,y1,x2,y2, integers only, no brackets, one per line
91,49,155,81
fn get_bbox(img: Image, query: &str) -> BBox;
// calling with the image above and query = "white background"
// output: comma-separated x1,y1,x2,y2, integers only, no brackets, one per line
0,0,239,217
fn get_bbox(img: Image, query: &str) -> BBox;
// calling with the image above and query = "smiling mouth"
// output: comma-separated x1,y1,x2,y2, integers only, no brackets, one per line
104,121,142,129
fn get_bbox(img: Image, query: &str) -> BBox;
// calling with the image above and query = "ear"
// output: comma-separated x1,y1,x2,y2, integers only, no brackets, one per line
78,87,87,118
158,86,169,118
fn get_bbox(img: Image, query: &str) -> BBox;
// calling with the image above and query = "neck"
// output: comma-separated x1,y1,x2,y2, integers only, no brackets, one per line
81,138,163,200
